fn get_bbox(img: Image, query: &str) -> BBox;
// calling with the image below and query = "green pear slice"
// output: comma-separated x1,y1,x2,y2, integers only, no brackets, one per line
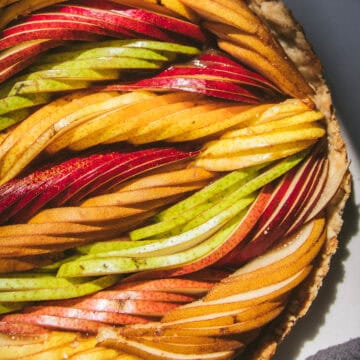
0,275,119,302
157,167,259,222
73,39,200,55
0,109,30,130
57,214,244,278
0,274,90,290
84,196,255,259
30,57,162,71
130,169,258,241
0,302,28,314
78,239,157,255
0,94,51,115
27,68,120,81
9,79,90,96
38,47,172,64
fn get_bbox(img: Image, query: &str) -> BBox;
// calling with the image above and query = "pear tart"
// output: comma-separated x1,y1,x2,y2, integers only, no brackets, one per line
0,0,350,359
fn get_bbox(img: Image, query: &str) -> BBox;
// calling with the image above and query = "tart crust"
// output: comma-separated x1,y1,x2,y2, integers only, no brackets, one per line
241,1,351,358
0,1,352,359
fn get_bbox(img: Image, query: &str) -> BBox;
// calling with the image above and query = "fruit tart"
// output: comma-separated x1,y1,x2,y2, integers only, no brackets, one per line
0,0,351,359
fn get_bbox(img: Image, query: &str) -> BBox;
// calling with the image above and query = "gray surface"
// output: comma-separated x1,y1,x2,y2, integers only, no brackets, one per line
273,1,360,359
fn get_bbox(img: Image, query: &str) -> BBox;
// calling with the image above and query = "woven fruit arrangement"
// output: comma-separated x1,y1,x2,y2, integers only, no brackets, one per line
0,0,351,359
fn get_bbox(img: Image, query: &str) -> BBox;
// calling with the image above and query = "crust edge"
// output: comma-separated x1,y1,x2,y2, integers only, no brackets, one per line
242,1,351,359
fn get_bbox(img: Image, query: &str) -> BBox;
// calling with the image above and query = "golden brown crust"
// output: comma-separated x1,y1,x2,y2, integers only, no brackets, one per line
240,1,351,359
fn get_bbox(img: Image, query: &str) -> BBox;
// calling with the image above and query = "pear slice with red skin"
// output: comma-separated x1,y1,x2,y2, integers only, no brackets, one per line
0,29,101,52
0,40,62,73
0,58,35,84
37,298,181,317
113,278,214,295
2,20,119,38
22,306,151,325
0,321,49,337
219,151,326,266
75,0,207,42
1,314,102,334
64,148,197,205
106,77,261,103
24,12,136,38
49,4,175,42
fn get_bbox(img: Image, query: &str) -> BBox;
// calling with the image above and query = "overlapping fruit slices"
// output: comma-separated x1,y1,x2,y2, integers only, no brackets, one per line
0,0,348,359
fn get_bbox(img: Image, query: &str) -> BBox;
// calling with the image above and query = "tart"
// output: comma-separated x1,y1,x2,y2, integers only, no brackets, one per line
0,0,351,359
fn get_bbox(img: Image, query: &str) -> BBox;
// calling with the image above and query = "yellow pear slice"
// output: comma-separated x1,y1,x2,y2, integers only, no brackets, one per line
45,91,154,154
0,91,120,184
153,104,247,142
117,167,215,191
105,95,204,144
129,101,211,144
81,185,205,207
28,206,146,225
202,123,325,157
68,92,198,150
0,332,77,360
222,111,324,138
21,336,96,360
195,140,316,171
162,266,312,322
167,104,272,142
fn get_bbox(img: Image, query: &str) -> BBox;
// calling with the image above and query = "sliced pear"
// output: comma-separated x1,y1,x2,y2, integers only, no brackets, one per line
57,213,243,277
0,91,120,184
157,166,258,221
20,336,96,360
28,68,120,81
195,140,315,171
0,93,51,115
104,95,205,144
84,196,255,259
117,167,215,192
28,206,146,225
222,111,324,138
81,185,204,207
128,102,224,144
0,108,31,131
167,104,272,142
0,332,77,360
69,92,198,150
202,123,325,156
37,47,172,64
68,346,121,360
0,275,118,302
162,266,312,322
45,91,155,154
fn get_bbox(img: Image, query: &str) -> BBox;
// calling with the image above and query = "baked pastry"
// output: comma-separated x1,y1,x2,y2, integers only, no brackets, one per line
0,0,351,359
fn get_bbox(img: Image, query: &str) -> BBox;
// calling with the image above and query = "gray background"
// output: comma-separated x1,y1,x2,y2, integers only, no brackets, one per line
273,1,360,359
